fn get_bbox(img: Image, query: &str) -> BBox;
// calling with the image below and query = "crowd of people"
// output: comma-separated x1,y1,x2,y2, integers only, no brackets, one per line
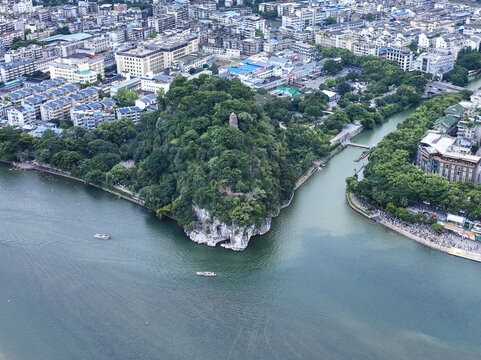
378,212,481,254
352,194,481,254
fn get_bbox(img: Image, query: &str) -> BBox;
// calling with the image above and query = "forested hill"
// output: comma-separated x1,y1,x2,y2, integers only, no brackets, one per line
132,76,329,230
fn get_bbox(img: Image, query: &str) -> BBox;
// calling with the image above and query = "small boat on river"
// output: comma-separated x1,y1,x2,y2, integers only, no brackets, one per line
196,271,216,277
94,234,110,240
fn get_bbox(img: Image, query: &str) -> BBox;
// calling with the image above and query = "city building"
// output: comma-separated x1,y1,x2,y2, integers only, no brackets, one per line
0,59,36,83
147,15,176,33
40,97,71,122
135,94,157,111
39,87,99,121
116,106,142,123
140,74,174,93
413,49,456,78
417,130,481,184
115,35,199,77
380,47,414,71
49,54,105,84
289,42,317,57
6,105,36,127
71,99,116,131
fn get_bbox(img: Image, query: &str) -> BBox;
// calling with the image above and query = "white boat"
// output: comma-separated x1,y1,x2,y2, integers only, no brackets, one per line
94,233,110,240
196,271,216,277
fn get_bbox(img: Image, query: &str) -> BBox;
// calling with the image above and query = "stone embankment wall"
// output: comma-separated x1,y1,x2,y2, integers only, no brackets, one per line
346,190,481,263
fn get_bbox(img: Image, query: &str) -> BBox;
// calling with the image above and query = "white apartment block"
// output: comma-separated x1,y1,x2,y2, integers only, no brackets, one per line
352,42,380,57
40,97,71,122
83,36,112,54
5,44,43,63
7,105,36,127
381,48,413,71
71,101,116,131
0,59,36,83
49,54,104,83
13,0,32,13
413,49,456,77
115,35,199,77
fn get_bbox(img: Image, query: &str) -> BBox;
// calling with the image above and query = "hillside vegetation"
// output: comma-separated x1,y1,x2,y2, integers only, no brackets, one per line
347,92,481,220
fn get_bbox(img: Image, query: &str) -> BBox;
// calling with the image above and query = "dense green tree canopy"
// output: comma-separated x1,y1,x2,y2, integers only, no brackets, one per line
347,92,481,220
114,88,140,107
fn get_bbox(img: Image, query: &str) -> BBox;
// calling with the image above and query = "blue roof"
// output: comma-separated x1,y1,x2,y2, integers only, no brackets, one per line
101,98,116,107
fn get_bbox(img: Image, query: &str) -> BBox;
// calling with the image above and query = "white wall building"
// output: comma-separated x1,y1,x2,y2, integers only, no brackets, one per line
413,49,456,78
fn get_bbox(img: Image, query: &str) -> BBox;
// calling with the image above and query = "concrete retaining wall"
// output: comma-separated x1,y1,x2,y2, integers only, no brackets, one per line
346,190,481,263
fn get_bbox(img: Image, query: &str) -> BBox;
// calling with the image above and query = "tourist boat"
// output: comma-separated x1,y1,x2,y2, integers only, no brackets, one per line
196,271,216,277
94,234,110,240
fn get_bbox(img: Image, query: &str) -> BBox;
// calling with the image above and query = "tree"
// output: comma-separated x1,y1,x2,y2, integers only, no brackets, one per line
50,150,82,171
53,26,70,35
324,16,337,25
84,169,104,184
94,119,137,146
444,66,468,87
455,48,481,71
106,164,132,185
424,73,433,80
323,60,343,74
88,139,120,156
336,82,352,96
259,10,277,19
148,32,158,38
407,42,418,53
10,38,43,50
364,13,375,22
156,89,166,111
255,29,264,38
114,88,139,107
325,77,336,88
188,67,196,75
210,64,219,75
430,223,445,233
346,71,358,81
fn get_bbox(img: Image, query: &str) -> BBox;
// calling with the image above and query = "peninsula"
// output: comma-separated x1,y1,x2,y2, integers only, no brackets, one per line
0,51,431,250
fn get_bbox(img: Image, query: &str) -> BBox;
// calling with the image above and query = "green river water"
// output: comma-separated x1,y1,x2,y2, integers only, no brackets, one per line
1,106,481,360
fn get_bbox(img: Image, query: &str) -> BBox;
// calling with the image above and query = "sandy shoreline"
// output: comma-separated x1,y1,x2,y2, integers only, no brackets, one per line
346,190,481,263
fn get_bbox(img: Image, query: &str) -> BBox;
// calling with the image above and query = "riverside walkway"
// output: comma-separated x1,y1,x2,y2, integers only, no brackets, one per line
12,160,144,206
346,190,481,263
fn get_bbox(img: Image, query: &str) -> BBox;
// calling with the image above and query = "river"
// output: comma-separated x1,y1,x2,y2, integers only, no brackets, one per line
467,73,481,90
1,107,481,360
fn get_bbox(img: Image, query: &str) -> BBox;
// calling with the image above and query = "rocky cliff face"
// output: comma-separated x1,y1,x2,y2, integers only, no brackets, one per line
186,205,272,251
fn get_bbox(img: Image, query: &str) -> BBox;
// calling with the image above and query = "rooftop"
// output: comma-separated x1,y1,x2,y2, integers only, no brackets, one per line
41,33,93,43
420,130,481,164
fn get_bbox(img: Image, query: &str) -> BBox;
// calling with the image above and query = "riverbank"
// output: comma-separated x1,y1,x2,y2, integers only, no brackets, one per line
1,107,406,250
346,189,481,263
11,161,144,207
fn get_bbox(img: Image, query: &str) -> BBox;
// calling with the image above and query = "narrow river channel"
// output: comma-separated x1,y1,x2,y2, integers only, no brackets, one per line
1,105,480,359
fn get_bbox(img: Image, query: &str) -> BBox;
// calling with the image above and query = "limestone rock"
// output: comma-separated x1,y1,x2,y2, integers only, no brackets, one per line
186,205,271,251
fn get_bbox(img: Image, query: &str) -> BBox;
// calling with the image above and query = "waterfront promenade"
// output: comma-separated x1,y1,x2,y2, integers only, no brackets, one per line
11,160,144,207
346,190,481,263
